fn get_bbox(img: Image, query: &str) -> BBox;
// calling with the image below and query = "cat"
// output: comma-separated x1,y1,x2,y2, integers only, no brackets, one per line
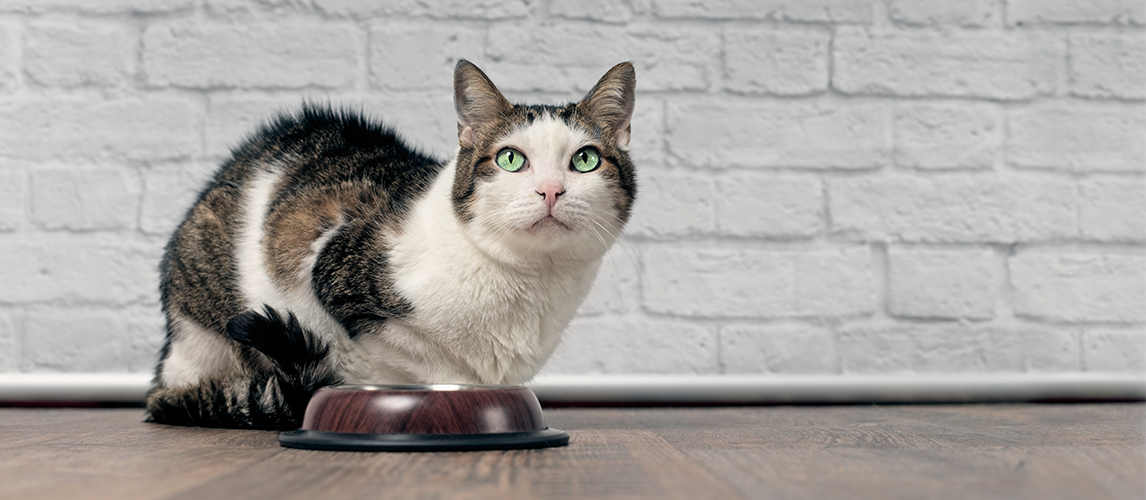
144,60,637,430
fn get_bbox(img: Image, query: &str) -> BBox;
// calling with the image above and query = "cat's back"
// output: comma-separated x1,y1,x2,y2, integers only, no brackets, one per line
231,106,442,199
162,106,444,334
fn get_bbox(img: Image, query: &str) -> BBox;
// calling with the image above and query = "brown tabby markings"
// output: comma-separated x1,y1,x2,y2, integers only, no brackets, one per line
161,174,248,335
264,186,370,289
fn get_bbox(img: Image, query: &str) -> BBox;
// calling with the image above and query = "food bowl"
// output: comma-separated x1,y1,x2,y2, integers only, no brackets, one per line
278,384,569,452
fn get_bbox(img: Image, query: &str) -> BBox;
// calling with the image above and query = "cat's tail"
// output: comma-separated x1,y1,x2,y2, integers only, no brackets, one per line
145,306,342,430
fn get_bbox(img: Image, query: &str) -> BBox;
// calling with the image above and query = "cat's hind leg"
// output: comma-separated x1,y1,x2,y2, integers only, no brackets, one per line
146,306,342,430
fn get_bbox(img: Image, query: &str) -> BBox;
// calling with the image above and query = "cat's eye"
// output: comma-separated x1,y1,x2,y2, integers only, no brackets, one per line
495,148,526,172
571,147,600,173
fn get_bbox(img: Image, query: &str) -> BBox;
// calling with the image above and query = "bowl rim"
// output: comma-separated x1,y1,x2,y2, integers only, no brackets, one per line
320,383,529,392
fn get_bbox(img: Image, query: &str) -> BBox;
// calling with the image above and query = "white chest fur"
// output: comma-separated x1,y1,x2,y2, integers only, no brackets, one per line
377,164,602,385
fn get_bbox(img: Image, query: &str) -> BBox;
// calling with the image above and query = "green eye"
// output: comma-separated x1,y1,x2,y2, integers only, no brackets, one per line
571,147,600,173
495,148,526,172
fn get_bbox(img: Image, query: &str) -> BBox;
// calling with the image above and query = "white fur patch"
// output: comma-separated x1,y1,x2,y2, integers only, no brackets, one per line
235,169,281,312
160,314,242,388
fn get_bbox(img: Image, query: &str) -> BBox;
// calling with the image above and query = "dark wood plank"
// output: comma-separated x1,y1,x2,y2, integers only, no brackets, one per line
0,404,1140,500
166,429,742,500
682,445,1144,500
0,444,281,500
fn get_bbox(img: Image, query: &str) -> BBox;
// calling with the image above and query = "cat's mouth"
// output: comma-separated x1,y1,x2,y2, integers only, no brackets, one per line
528,215,571,233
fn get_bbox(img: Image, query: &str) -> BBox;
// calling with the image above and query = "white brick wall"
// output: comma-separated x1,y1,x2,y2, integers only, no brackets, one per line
0,0,1141,377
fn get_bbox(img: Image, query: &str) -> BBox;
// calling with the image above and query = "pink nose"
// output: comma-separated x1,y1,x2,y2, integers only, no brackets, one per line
536,181,565,212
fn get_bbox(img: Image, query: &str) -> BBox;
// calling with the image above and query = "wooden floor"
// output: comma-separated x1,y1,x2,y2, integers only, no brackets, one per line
0,404,1142,500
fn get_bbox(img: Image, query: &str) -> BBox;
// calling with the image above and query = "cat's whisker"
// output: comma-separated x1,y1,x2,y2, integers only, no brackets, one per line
587,212,642,282
591,219,637,267
584,217,640,311
585,218,624,303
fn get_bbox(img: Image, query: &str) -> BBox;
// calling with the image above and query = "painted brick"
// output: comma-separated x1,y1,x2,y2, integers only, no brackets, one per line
652,0,874,23
1069,33,1146,99
201,0,255,15
642,245,874,319
142,22,361,89
625,170,716,238
887,0,997,26
1011,251,1146,323
887,247,997,320
721,325,837,374
552,0,633,23
893,102,1000,170
834,28,1061,100
541,316,718,375
0,98,199,161
479,64,586,97
123,307,167,372
628,97,665,165
21,308,160,372
0,235,161,306
0,0,193,13
0,311,14,371
1007,0,1145,25
840,325,1078,373
30,167,139,231
207,94,457,160
369,24,485,91
205,95,305,158
913,327,1078,372
714,173,822,238
0,24,14,91
838,325,915,373
313,0,529,19
1083,328,1146,372
2,3,1144,380
486,25,720,92
25,22,134,88
666,99,888,169
724,27,830,96
140,162,219,236
1008,104,1146,172
0,169,24,231
829,176,1076,243
577,241,642,316
353,93,460,158
1080,177,1146,243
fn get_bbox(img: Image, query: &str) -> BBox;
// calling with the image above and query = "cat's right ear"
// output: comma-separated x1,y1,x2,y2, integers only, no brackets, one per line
454,60,512,149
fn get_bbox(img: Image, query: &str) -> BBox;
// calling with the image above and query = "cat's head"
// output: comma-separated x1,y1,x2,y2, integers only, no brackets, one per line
451,60,637,263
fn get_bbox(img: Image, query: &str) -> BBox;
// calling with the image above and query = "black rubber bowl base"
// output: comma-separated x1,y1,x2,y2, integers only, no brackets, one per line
279,428,569,452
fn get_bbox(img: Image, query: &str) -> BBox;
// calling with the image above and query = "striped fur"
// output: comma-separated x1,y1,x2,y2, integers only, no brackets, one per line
148,60,637,429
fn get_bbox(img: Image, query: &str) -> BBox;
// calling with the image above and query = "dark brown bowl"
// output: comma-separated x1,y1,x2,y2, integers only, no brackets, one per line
278,384,569,452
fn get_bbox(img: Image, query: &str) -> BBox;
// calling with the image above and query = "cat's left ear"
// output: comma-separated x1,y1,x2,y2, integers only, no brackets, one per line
577,62,636,148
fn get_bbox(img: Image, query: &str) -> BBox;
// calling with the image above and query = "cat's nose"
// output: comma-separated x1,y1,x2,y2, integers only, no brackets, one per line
536,181,565,212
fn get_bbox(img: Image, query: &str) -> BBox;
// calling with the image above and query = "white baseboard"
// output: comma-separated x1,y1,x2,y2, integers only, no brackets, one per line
0,373,152,403
530,373,1145,404
0,372,1142,404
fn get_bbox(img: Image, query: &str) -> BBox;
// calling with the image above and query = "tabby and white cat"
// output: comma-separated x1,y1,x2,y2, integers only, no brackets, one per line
146,60,637,429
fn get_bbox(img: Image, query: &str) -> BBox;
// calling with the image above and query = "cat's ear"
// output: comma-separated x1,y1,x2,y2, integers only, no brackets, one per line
454,59,512,149
577,62,636,148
